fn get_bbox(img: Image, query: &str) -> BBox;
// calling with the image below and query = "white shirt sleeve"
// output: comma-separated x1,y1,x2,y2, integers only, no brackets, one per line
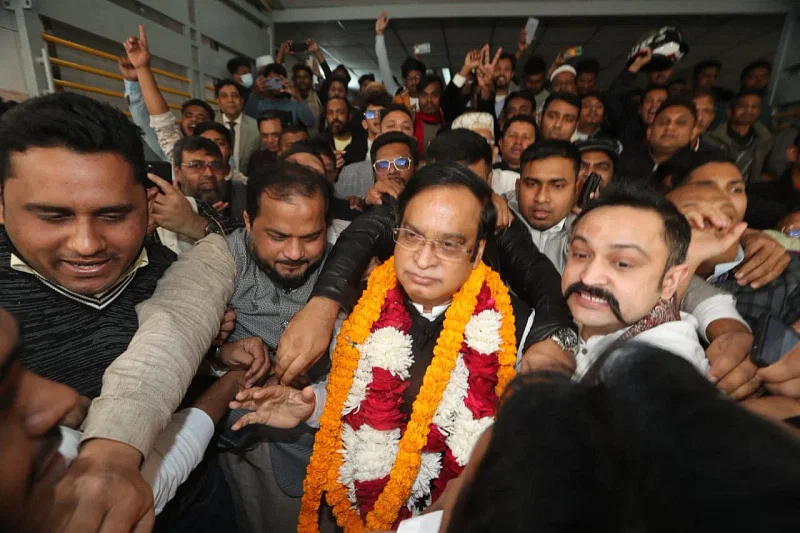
375,34,401,96
396,511,444,533
149,111,183,165
306,377,329,429
682,276,750,342
452,73,467,88
141,407,216,515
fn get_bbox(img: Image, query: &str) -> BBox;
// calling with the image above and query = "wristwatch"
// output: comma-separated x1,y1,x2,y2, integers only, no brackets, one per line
203,219,223,236
549,327,579,354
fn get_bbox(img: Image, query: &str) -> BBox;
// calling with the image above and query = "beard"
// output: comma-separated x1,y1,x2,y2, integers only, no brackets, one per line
247,234,325,290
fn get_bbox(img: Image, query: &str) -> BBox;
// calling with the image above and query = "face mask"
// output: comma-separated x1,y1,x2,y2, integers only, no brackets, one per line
239,73,254,88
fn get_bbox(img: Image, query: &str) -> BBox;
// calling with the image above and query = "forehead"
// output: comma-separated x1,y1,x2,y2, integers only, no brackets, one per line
282,131,307,141
577,71,597,79
497,58,514,68
376,142,411,158
687,161,743,183
736,95,761,106
581,95,603,106
643,89,668,101
505,121,535,136
257,189,326,227
553,71,575,82
382,110,412,124
747,66,770,77
581,150,613,165
655,105,693,120
260,119,282,131
294,68,311,77
200,130,226,141
366,104,385,112
183,105,209,115
523,156,576,178
508,96,532,108
327,99,348,112
286,153,325,174
576,206,666,252
218,84,240,95
402,186,481,235
693,95,714,107
421,82,442,94
546,100,579,114
668,183,730,207
183,148,220,160
330,80,346,89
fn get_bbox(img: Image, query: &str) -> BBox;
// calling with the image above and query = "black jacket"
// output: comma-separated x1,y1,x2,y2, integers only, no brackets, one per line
605,68,648,154
310,196,576,345
745,169,800,229
320,127,369,166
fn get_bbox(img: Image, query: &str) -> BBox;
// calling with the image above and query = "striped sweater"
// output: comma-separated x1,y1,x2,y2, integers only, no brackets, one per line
0,232,175,398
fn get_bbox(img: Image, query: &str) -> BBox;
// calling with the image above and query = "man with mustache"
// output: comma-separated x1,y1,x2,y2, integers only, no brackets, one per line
320,96,369,167
562,184,743,381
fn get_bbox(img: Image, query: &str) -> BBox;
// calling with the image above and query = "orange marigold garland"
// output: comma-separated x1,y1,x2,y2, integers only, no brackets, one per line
299,259,516,533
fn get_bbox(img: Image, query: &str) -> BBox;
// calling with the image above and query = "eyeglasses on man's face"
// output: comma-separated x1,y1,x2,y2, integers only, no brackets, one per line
181,160,225,172
392,227,474,261
373,157,411,173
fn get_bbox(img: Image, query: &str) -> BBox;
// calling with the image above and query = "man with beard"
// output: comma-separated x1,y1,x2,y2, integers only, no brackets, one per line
574,91,607,142
563,185,728,382
321,96,368,167
539,92,581,142
414,75,447,159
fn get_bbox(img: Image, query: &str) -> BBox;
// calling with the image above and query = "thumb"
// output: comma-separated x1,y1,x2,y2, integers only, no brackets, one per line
301,386,316,404
757,343,800,383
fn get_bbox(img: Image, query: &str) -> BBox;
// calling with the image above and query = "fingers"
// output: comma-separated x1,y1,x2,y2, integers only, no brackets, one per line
278,353,312,386
138,24,147,46
146,173,174,195
763,378,800,400
736,239,789,288
231,411,266,431
716,359,758,396
757,342,800,387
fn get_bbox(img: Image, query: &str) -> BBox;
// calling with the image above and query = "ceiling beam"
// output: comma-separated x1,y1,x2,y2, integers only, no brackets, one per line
272,1,794,23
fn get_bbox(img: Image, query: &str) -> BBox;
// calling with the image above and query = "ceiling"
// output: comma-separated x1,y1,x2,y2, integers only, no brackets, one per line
273,13,784,92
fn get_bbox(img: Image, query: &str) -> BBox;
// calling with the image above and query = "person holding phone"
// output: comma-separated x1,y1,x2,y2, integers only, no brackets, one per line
243,62,315,129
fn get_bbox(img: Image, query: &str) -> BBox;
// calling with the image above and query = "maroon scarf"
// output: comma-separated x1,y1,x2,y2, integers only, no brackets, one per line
413,109,445,156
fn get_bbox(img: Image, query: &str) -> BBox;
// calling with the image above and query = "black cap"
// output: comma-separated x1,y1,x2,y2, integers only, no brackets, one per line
575,137,621,168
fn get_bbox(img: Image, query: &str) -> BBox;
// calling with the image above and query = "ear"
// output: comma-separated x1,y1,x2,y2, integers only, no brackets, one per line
515,176,521,199
243,210,252,233
787,145,798,164
471,239,487,269
0,187,4,225
491,144,499,161
362,118,369,131
660,263,689,300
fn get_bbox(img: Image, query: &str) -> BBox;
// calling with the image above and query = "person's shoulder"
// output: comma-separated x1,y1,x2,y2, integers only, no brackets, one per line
144,241,177,275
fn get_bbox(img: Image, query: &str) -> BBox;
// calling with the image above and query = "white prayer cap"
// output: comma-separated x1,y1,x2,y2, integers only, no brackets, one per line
255,55,275,69
550,64,577,82
451,112,496,141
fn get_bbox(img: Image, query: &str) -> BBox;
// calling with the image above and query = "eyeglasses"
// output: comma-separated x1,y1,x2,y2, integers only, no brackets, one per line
364,109,381,120
392,228,474,261
181,160,226,172
373,157,411,173
781,225,800,239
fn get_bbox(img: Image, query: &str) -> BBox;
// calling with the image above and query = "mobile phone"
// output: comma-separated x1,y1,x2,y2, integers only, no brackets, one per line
579,172,602,207
562,46,583,60
290,41,308,53
750,314,800,368
525,17,539,45
145,161,173,189
413,43,431,55
266,77,283,91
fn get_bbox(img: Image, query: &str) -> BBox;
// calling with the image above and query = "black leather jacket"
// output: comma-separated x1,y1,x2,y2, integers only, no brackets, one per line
311,197,576,345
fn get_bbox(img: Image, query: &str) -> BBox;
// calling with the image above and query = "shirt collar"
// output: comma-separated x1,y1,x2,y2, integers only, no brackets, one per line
411,301,451,321
225,113,242,126
10,248,149,307
706,245,745,283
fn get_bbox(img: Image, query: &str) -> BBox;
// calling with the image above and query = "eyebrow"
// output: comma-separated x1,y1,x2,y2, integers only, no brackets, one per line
23,203,135,215
266,227,324,239
405,222,468,243
572,235,649,257
692,178,744,187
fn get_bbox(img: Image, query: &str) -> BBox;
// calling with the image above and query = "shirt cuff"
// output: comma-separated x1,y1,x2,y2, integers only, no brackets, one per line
124,79,141,99
306,380,328,429
452,73,467,88
692,293,750,343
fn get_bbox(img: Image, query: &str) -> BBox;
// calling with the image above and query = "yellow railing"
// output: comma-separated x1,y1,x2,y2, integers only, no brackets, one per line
41,33,217,105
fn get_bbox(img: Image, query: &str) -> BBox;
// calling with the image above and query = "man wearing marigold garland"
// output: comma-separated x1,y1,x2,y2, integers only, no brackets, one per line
231,163,536,532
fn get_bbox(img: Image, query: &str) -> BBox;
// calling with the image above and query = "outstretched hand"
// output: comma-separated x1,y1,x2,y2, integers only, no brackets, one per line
230,384,316,430
376,11,390,35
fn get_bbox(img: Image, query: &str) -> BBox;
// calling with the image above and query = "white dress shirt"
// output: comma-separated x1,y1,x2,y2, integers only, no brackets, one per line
223,113,243,169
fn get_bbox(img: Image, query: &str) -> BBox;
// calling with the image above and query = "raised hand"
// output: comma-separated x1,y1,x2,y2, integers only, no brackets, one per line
736,230,791,288
628,48,653,74
117,57,138,81
230,384,316,430
375,11,390,36
122,24,151,70
365,178,404,206
147,174,207,240
460,48,483,77
516,28,529,55
307,38,319,54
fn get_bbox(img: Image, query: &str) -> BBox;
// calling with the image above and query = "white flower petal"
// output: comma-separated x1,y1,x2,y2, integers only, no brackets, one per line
464,310,503,355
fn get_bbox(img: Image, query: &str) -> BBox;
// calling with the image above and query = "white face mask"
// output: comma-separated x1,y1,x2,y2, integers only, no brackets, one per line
239,73,254,88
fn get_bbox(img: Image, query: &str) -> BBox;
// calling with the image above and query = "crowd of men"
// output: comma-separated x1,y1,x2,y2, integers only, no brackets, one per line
1,12,800,533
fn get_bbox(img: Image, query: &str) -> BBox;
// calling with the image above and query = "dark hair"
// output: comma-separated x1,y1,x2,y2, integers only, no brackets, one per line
580,91,605,103
172,135,223,168
497,52,517,72
262,62,288,79
740,59,771,82
503,90,537,116
226,56,251,75
693,59,722,80
732,89,764,108
397,162,496,245
333,64,351,83
0,92,146,189
501,115,539,140
362,90,392,110
418,74,443,94
181,98,215,121
542,91,582,115
669,149,739,189
577,183,691,268
370,131,419,164
380,103,414,124
281,122,309,138
575,138,620,170
576,57,600,76
245,161,333,222
193,121,232,148
292,62,313,79
429,129,493,168
523,56,547,76
654,96,697,123
642,84,669,101
307,137,336,162
214,78,243,99
692,86,716,105
328,75,349,91
257,110,284,129
401,57,426,79
326,95,352,115
520,139,581,179
358,73,376,85
280,140,326,164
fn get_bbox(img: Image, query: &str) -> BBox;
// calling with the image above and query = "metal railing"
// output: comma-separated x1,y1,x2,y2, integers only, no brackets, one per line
40,33,218,107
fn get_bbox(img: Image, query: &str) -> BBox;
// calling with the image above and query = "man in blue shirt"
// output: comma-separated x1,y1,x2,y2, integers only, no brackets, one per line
244,63,315,129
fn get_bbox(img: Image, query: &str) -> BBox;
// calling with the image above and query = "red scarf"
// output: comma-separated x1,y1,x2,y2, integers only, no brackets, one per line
414,109,445,156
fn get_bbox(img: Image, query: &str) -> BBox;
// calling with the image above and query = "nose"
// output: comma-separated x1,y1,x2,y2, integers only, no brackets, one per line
21,370,79,437
283,238,304,262
534,185,549,204
413,241,438,270
67,218,104,257
579,257,609,287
